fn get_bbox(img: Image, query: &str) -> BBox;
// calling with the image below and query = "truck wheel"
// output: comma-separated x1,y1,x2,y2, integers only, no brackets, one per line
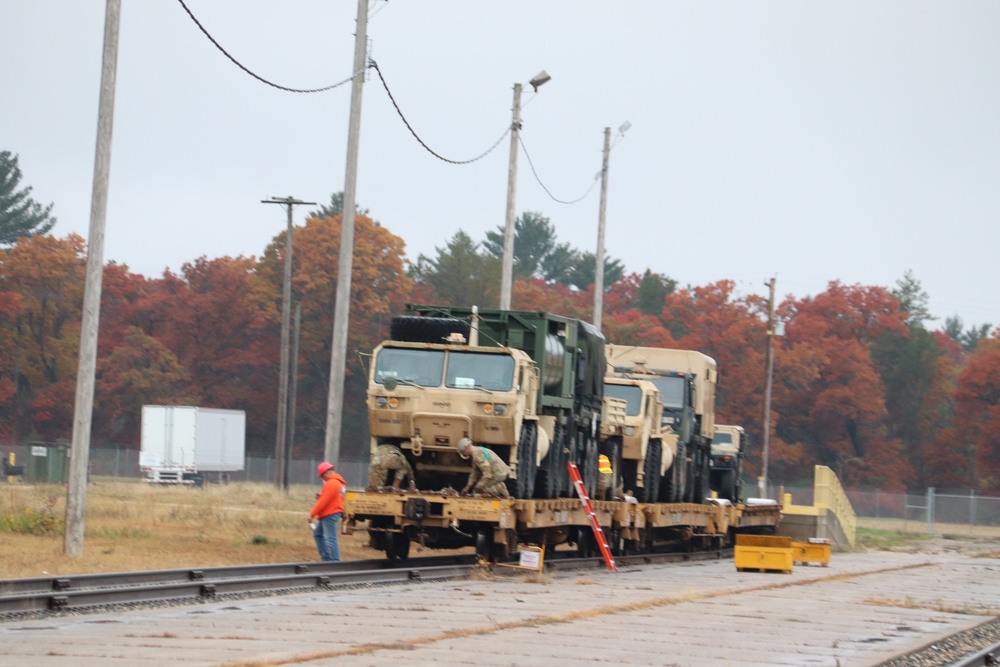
535,424,565,499
718,469,736,502
640,439,661,503
513,422,538,499
389,316,470,344
580,433,599,499
692,448,711,502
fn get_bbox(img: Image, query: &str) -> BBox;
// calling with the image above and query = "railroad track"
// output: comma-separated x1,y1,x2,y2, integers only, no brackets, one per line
0,545,730,616
0,554,475,615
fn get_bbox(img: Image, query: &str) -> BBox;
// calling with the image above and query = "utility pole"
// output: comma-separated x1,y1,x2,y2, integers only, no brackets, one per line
499,71,550,311
262,196,314,490
285,302,301,489
324,0,368,464
499,82,523,311
761,276,776,499
65,0,120,557
593,127,611,330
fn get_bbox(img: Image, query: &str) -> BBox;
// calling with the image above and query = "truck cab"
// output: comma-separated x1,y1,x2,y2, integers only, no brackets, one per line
710,424,747,502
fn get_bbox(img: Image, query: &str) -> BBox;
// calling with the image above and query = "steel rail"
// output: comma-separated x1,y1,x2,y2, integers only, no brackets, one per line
947,641,1000,667
0,553,476,596
0,563,473,614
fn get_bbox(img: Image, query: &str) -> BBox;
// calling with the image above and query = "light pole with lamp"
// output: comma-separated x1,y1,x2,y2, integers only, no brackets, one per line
593,120,630,330
499,70,551,310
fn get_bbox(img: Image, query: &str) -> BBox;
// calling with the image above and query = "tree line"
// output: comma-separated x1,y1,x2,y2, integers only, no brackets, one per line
2,156,999,493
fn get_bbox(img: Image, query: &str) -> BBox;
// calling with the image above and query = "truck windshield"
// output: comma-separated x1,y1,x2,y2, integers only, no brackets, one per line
603,383,642,416
374,348,445,387
651,376,686,410
713,432,733,445
446,352,515,391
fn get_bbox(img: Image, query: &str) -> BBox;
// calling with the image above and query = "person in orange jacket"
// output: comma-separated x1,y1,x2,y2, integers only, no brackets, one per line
309,462,347,561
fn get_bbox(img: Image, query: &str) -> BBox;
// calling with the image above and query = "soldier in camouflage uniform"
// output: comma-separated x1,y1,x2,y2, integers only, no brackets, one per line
367,444,414,491
456,438,510,498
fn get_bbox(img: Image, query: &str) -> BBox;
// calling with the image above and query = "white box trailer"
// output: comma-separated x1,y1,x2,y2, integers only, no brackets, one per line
140,405,246,484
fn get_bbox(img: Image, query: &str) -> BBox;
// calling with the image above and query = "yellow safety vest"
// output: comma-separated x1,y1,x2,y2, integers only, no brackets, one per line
598,455,612,474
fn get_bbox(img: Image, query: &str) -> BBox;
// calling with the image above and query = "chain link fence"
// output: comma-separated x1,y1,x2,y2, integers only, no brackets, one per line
2,444,370,490
783,484,1000,537
5,445,1000,536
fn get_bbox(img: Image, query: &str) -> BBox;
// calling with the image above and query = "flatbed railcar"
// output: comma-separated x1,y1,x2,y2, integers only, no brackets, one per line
345,489,781,562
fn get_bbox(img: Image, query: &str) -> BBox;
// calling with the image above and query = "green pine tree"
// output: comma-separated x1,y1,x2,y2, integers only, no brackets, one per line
0,151,56,245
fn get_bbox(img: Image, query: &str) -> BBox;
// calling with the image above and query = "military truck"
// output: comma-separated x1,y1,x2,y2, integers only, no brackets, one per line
710,424,748,502
366,305,606,499
600,376,668,503
605,345,718,503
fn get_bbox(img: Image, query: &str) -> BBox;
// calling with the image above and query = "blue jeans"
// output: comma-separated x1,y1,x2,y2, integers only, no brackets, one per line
313,512,342,561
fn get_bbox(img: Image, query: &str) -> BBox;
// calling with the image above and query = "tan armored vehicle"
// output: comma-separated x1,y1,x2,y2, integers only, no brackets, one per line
600,376,669,503
710,424,747,502
605,345,718,503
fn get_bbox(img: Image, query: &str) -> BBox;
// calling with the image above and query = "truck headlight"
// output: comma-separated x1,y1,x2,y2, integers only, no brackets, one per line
624,426,635,436
493,404,506,416
376,397,388,408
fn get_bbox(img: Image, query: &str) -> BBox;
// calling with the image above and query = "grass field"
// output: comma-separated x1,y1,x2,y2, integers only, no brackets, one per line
0,479,381,579
5,480,993,581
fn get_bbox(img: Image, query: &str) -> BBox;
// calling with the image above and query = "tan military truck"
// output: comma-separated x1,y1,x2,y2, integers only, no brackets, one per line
605,345,718,503
600,376,669,503
710,424,747,502
367,306,607,502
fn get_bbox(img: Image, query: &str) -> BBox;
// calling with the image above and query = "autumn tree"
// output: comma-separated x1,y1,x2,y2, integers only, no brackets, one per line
93,327,191,444
951,335,1000,493
0,234,85,439
777,282,911,489
0,151,56,245
153,256,278,452
257,211,412,460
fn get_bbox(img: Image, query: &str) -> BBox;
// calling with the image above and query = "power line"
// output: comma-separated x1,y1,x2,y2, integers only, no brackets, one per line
369,60,510,165
175,0,358,94
518,134,599,205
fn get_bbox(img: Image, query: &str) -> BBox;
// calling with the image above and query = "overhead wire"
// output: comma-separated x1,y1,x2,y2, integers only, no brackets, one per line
518,134,600,205
176,0,614,196
369,60,510,165
176,0,358,94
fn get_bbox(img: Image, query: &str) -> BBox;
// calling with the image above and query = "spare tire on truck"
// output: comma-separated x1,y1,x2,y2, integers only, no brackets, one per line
390,316,470,344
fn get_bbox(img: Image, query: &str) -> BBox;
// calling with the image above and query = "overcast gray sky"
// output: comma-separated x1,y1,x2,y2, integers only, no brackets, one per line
3,1,999,330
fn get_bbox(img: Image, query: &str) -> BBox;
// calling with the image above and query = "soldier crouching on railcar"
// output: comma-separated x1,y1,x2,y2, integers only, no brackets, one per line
456,437,511,499
367,443,414,491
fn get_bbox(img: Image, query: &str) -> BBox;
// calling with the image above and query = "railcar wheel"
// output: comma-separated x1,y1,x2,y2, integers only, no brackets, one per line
385,531,410,561
475,530,494,562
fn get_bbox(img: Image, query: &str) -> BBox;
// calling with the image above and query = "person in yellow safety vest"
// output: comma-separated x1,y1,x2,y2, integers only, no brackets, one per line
596,454,614,500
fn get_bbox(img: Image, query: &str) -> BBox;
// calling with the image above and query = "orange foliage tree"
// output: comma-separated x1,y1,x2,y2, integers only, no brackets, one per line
951,334,1000,493
256,213,413,460
0,234,86,440
776,282,911,489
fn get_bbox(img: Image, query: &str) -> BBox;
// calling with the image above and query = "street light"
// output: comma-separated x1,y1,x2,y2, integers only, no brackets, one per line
499,70,550,310
594,120,630,329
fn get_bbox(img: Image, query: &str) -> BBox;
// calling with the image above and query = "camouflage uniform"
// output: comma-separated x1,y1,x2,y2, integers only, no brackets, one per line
464,446,510,498
368,444,414,490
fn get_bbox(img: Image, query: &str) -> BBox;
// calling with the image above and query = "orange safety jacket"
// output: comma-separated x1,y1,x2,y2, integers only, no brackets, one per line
310,472,347,520
598,455,613,474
